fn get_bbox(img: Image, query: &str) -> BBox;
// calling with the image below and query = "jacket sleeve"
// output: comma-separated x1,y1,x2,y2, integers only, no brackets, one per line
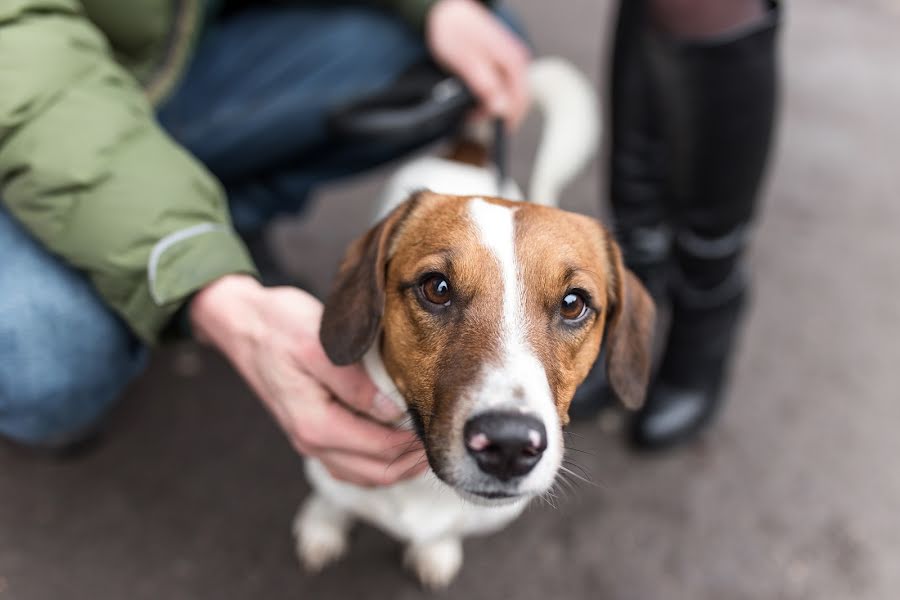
0,0,257,344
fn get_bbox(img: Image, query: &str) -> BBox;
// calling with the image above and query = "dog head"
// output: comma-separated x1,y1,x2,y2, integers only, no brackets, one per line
320,192,655,503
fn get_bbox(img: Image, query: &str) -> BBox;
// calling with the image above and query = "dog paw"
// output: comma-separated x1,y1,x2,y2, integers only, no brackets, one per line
296,524,347,572
404,538,463,589
292,498,350,572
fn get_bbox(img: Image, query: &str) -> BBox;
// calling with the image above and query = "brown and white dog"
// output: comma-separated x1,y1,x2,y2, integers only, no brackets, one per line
293,58,655,588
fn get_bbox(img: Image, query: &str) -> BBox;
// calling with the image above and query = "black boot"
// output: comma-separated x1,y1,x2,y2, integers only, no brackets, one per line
630,266,748,449
606,0,672,303
629,4,780,450
569,0,670,420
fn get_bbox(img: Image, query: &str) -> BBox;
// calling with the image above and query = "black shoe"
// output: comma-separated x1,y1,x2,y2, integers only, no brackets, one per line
629,280,747,450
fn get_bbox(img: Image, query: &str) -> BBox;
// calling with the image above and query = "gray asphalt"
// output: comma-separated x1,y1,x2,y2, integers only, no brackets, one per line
3,1,899,599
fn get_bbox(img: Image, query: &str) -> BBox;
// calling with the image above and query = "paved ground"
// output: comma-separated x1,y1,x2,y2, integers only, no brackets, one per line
3,1,899,599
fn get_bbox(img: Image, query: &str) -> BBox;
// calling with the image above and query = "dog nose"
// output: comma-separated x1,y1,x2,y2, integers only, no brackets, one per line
464,412,547,481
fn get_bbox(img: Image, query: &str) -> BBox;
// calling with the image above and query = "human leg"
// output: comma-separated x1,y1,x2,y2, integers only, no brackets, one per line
630,0,780,448
0,207,147,448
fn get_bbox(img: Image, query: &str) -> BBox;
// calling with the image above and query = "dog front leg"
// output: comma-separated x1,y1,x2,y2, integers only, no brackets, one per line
403,537,464,590
293,493,353,572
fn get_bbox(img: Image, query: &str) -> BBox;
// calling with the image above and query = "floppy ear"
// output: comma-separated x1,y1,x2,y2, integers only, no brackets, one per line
604,241,657,410
319,193,421,365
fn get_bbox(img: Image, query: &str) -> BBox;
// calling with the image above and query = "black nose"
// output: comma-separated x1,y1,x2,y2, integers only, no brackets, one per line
464,412,547,481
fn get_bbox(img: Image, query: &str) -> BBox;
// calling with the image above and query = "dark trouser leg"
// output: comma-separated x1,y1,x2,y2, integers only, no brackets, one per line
630,1,780,449
607,0,671,301
0,207,147,451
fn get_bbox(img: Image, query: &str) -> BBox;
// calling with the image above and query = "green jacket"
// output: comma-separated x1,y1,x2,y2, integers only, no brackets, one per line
0,0,437,344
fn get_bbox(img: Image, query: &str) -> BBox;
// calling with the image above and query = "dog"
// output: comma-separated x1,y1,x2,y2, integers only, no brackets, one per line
293,58,656,588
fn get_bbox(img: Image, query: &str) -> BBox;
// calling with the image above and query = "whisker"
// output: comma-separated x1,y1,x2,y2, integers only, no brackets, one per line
385,443,424,472
555,473,577,497
563,445,596,457
561,461,591,481
539,489,560,511
551,477,574,503
559,465,599,488
561,459,593,480
388,444,425,463
396,453,430,480
385,435,425,449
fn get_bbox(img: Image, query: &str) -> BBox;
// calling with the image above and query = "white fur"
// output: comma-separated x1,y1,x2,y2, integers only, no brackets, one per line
293,494,351,572
527,57,600,205
404,538,464,590
295,57,598,588
375,157,523,221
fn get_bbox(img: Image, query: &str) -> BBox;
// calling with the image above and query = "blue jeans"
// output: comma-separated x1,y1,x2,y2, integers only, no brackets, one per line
0,4,524,446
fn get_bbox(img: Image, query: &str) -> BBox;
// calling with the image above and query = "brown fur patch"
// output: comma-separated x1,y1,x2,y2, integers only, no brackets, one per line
445,138,490,167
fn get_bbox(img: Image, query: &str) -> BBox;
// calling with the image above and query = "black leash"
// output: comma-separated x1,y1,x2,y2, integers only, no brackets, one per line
492,118,507,196
327,62,511,197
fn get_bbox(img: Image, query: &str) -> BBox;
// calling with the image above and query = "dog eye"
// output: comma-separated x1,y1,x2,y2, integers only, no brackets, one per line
560,291,589,322
420,274,452,307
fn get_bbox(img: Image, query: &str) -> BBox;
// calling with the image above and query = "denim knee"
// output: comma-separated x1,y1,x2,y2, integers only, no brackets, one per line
0,211,147,446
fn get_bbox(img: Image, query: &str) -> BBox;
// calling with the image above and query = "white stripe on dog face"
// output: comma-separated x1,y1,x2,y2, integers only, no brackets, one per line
465,198,561,494
468,198,521,338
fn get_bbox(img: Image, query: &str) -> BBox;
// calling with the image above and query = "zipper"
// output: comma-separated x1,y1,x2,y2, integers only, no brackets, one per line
144,0,199,106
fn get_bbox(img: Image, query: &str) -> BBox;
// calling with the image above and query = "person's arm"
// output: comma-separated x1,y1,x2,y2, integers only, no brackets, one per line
190,276,427,486
0,0,255,344
1,1,426,485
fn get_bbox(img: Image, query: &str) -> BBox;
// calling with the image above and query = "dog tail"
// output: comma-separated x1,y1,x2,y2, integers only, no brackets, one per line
527,57,600,206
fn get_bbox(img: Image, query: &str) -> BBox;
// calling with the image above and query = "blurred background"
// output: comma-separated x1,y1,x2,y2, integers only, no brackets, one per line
2,0,899,598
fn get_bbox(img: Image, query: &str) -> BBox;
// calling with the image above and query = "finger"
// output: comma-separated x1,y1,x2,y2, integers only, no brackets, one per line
499,66,529,130
491,39,531,129
301,396,424,462
319,446,429,487
461,56,509,120
302,340,405,423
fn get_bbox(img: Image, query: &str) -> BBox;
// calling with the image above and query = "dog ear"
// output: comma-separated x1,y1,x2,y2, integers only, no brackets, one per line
319,194,421,365
603,241,657,410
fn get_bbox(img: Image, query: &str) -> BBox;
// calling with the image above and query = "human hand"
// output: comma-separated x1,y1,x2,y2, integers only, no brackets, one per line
190,275,427,487
426,0,531,129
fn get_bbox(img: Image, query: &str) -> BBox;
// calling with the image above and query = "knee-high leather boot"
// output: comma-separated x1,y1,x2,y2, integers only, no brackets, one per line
606,0,672,302
568,0,670,420
629,2,780,449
